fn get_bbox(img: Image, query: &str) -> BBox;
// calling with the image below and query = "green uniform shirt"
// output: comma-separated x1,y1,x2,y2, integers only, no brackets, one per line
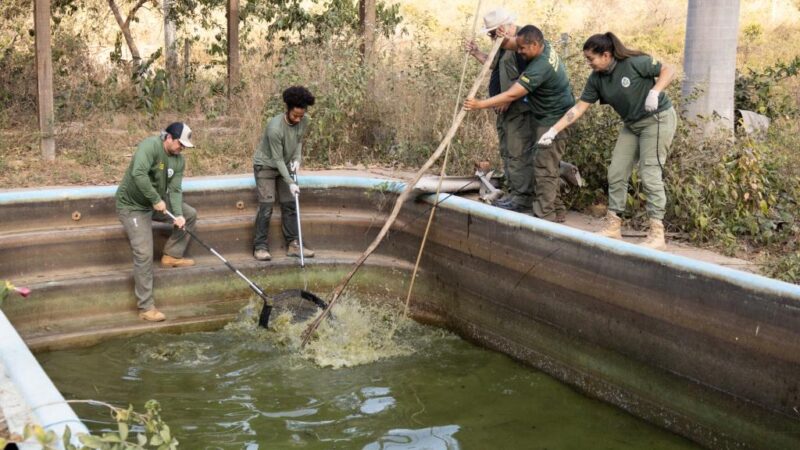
580,54,672,124
115,135,185,216
253,114,308,184
517,41,575,127
498,47,530,118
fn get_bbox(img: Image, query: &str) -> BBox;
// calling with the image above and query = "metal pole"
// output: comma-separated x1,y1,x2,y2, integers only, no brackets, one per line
291,172,305,268
162,210,271,305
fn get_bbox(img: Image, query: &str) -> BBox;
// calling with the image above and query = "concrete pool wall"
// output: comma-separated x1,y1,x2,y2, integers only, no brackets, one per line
1,174,799,449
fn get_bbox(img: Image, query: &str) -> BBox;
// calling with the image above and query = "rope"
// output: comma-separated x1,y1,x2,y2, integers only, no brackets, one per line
401,0,484,320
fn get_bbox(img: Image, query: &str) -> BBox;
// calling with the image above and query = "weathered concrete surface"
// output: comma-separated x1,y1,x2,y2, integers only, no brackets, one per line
1,173,799,449
397,195,800,449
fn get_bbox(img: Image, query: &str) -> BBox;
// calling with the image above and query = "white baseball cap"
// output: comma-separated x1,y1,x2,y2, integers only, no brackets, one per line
165,122,195,148
480,8,516,34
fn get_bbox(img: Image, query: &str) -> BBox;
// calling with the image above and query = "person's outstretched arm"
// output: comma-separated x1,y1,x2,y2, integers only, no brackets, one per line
537,100,593,145
463,82,527,111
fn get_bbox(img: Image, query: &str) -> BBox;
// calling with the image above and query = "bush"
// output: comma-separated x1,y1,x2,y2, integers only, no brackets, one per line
735,56,800,118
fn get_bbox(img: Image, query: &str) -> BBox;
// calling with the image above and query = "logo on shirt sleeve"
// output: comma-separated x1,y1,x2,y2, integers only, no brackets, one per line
520,75,529,84
548,51,560,71
167,168,174,178
621,77,631,88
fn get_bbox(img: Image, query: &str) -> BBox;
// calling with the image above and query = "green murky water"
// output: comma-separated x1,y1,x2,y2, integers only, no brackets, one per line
38,297,698,449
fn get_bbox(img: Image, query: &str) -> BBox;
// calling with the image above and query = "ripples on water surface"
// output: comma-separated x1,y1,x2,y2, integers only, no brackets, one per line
38,296,698,449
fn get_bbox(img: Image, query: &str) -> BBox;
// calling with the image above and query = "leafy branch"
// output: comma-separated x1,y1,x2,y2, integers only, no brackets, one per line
0,399,178,449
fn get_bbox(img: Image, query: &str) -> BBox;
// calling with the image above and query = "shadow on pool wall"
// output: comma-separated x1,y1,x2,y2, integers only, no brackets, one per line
1,174,799,449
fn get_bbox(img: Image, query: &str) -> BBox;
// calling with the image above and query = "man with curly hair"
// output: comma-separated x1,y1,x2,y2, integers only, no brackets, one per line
252,86,316,261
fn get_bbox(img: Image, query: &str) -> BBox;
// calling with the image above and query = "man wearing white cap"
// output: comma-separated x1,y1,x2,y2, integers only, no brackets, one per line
465,8,534,212
115,122,198,322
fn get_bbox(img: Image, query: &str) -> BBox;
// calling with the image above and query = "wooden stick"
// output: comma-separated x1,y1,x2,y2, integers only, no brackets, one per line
300,37,504,347
401,1,484,320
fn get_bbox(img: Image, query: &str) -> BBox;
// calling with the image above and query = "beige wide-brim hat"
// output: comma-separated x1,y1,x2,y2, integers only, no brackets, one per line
480,8,516,33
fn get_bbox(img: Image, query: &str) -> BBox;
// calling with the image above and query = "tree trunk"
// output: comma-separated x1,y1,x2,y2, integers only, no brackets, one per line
106,0,146,66
34,0,55,160
358,0,376,63
163,0,178,88
681,0,741,136
227,0,240,98
183,38,191,80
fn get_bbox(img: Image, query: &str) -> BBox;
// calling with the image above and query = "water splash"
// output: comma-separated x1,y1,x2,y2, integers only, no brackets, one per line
135,341,213,363
227,295,441,369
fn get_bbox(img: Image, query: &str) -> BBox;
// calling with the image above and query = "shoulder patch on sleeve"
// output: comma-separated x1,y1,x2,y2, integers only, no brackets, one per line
520,75,529,84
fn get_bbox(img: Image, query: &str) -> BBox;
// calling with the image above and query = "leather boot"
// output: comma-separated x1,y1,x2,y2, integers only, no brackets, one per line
597,211,622,239
139,308,166,322
640,219,667,250
287,240,315,258
254,248,272,261
161,255,195,268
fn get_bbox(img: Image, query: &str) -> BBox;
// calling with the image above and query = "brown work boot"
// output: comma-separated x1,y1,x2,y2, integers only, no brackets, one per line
254,248,272,261
287,240,315,258
139,308,166,322
597,211,622,239
161,255,195,268
640,219,667,250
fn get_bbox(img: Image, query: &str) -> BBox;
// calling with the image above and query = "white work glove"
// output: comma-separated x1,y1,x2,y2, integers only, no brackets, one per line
537,127,559,146
289,183,300,196
645,89,660,112
289,160,300,173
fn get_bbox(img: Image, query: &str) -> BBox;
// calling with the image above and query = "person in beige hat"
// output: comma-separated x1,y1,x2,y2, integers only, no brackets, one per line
465,8,536,213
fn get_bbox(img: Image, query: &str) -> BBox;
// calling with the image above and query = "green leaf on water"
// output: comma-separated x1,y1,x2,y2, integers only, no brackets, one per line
78,434,106,448
118,422,128,441
160,424,171,442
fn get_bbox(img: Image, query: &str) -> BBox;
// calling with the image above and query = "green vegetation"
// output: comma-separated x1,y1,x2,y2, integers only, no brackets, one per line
0,400,177,449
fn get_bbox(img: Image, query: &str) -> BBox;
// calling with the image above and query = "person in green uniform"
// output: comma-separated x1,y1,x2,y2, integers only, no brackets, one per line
116,122,197,322
464,25,575,222
252,86,316,261
465,9,533,211
536,32,677,250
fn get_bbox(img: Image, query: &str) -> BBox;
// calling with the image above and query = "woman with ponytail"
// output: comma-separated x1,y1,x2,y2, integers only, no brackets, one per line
537,32,677,250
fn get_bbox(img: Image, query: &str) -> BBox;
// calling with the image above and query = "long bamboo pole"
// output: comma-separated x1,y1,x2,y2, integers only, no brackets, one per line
300,36,503,347
401,1,484,320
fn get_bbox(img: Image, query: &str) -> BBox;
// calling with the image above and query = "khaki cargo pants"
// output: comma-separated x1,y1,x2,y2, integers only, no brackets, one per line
118,203,197,311
531,124,568,221
497,111,535,208
607,107,677,220
253,165,298,251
